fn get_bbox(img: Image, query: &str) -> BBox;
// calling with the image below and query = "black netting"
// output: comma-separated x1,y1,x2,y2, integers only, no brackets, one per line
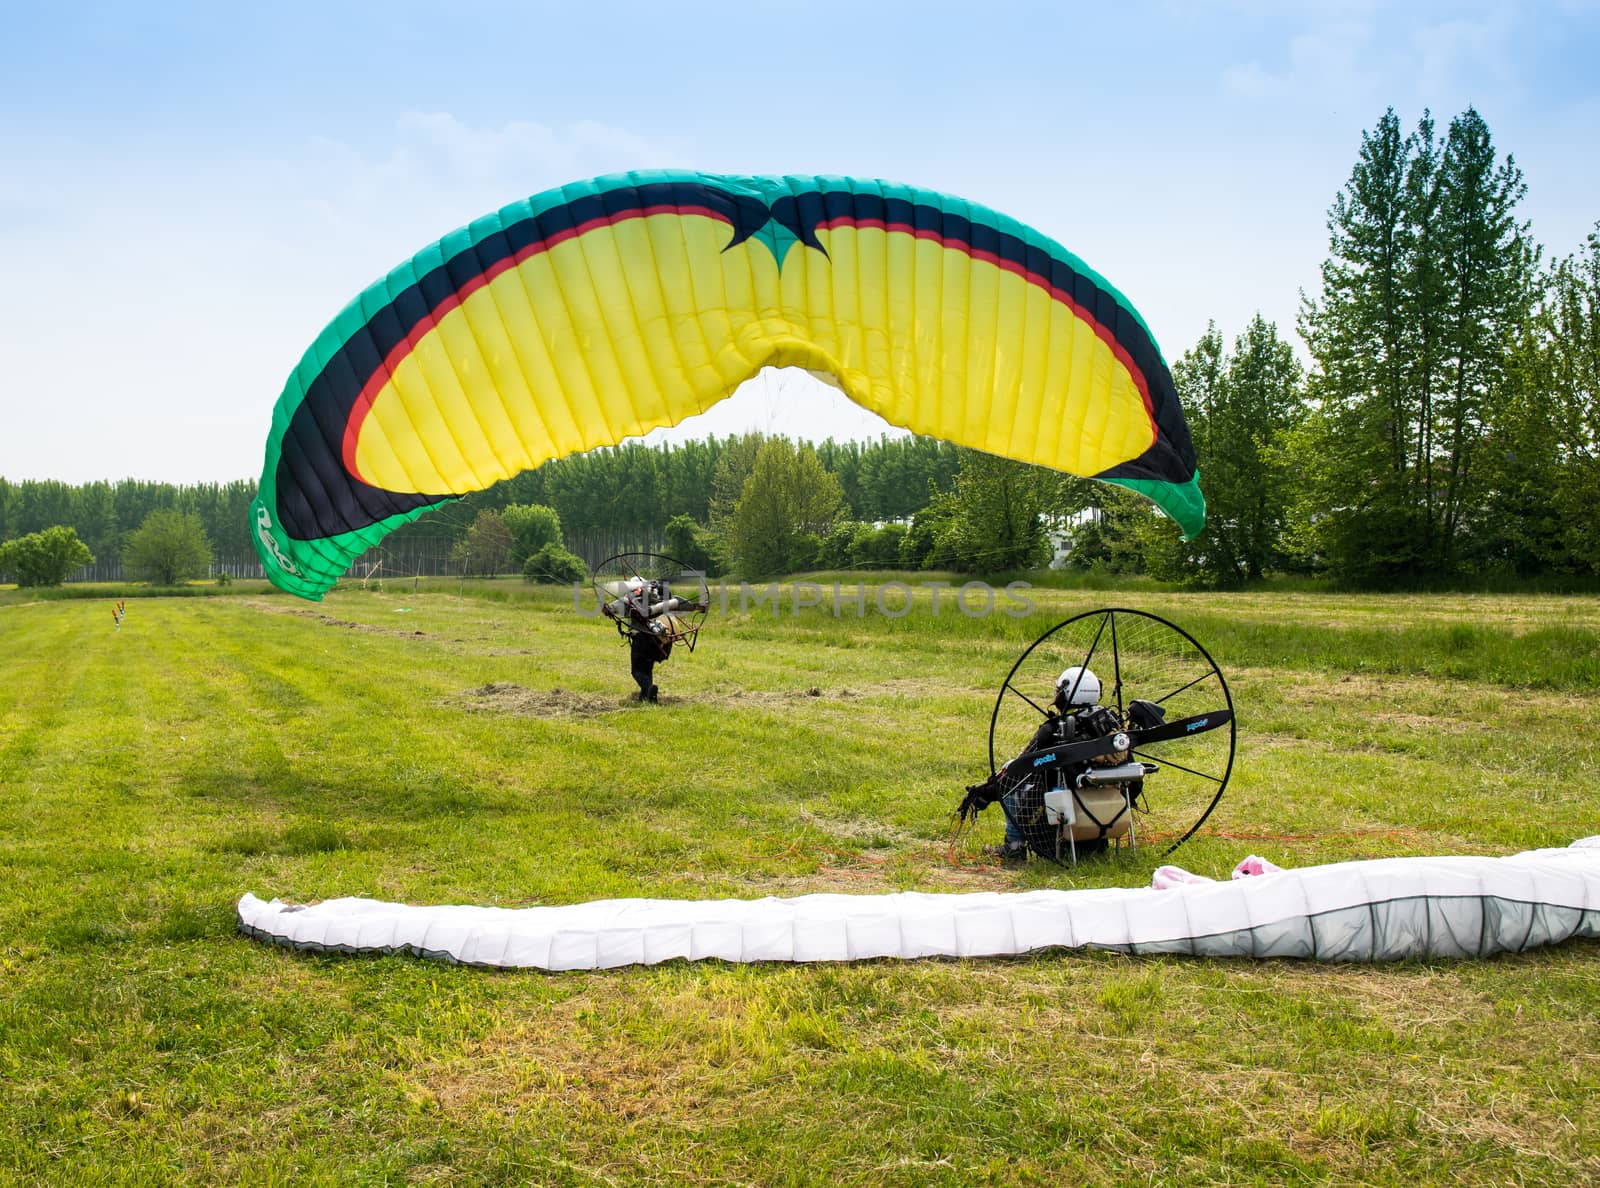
998,770,1119,863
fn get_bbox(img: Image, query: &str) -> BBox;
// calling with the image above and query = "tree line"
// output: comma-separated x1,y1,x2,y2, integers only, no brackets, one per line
0,478,257,568
433,433,965,546
0,436,969,582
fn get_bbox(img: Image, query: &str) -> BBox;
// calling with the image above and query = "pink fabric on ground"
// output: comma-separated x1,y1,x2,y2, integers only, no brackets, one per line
1232,855,1284,879
1152,865,1215,890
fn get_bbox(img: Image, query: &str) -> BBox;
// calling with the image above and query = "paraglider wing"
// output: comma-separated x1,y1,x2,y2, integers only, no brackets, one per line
251,172,1204,599
238,838,1600,969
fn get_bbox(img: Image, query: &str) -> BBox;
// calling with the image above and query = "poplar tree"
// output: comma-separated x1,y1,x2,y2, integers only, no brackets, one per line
1488,225,1600,574
730,439,843,577
1297,106,1535,580
1298,109,1422,577
1432,109,1537,569
1162,319,1302,584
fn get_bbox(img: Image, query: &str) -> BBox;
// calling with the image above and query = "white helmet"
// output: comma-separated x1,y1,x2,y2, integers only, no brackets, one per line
1056,666,1100,706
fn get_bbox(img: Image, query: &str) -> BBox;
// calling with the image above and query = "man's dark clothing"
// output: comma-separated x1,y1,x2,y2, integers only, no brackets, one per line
629,629,671,700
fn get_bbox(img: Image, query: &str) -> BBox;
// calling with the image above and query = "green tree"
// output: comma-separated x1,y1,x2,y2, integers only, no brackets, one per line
849,522,907,568
1060,488,1163,576
501,503,563,566
73,482,120,561
1297,108,1427,578
898,501,946,570
937,452,1053,573
1432,109,1538,568
1548,226,1600,572
814,440,866,516
818,520,863,570
663,513,719,576
1481,224,1600,575
0,525,94,587
452,431,961,560
1168,317,1305,583
730,439,844,577
1476,317,1568,574
903,453,1065,575
1296,106,1536,580
123,510,212,585
450,509,514,576
707,432,767,551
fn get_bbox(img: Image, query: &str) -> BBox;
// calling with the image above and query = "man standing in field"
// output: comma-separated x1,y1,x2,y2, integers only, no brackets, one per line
602,575,707,702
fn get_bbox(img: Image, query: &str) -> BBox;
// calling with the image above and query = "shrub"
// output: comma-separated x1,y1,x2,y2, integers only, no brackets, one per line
523,542,587,585
818,521,862,570
0,526,94,587
898,517,938,570
848,523,907,568
502,504,564,565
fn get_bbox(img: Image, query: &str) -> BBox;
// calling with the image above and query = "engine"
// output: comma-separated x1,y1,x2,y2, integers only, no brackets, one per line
1011,701,1163,862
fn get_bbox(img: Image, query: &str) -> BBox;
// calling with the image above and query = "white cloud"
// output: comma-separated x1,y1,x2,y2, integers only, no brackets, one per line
285,113,690,263
1219,2,1552,117
1222,20,1377,100
1410,11,1518,101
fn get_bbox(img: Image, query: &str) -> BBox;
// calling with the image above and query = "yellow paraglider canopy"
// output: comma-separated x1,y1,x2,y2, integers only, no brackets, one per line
251,172,1202,598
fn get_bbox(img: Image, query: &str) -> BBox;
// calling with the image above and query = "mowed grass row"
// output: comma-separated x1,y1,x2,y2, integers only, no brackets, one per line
1,585,1597,1185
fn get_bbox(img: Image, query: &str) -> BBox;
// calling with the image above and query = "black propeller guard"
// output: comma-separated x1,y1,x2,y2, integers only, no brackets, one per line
986,607,1237,860
589,552,711,652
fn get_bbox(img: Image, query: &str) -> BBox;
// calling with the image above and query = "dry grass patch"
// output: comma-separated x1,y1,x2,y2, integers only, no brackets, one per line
445,682,624,718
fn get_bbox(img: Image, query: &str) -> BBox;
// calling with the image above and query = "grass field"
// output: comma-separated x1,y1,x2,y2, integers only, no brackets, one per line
2,578,1598,1185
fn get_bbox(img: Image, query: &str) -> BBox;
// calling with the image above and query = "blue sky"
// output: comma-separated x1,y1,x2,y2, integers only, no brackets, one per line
2,0,1596,483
